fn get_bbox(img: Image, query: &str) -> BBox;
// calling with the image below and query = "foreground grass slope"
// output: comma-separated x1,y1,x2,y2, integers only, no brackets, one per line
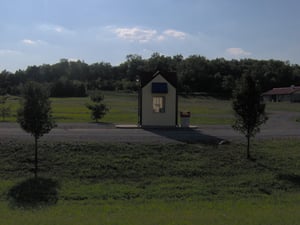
1,197,300,225
0,139,300,224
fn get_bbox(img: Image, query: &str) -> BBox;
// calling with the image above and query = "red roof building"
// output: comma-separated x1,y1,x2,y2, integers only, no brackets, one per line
262,86,300,102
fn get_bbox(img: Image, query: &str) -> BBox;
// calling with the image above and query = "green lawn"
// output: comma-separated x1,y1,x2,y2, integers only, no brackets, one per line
0,139,300,224
266,101,300,112
178,95,233,125
1,197,300,225
2,93,300,224
4,92,300,125
3,93,233,125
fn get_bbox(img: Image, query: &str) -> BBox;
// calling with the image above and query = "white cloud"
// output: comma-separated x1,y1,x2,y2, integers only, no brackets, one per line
0,49,22,55
114,27,157,43
38,24,74,34
54,26,64,33
22,39,47,46
163,29,187,39
68,58,80,62
113,27,188,43
157,35,166,41
22,39,36,45
226,48,251,57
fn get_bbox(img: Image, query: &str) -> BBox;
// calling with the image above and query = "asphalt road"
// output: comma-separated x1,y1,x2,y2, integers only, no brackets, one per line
0,111,299,144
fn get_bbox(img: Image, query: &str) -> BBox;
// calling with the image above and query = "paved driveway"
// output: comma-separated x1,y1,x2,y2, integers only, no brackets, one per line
0,111,299,143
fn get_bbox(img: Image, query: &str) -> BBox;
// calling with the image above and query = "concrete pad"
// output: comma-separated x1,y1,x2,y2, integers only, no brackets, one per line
115,124,140,129
115,124,198,129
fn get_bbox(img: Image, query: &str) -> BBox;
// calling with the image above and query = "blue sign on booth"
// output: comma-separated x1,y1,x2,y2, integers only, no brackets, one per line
152,82,168,93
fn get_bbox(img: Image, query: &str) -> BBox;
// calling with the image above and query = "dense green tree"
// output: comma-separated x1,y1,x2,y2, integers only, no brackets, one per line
123,54,145,81
232,73,268,159
86,91,109,123
179,55,210,93
17,82,56,178
50,78,86,97
0,95,11,121
0,70,14,94
144,52,177,73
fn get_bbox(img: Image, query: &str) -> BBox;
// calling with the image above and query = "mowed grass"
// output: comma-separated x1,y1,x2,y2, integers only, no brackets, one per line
0,139,300,224
179,95,233,125
4,92,300,125
266,101,300,112
3,92,139,124
1,197,300,225
3,93,233,125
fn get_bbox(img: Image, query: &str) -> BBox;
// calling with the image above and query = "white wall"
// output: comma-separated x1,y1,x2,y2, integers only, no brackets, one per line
292,91,300,102
141,75,177,126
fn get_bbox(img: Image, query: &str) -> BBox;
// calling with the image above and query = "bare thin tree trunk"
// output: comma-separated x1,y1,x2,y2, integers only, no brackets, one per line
247,135,250,159
34,137,38,179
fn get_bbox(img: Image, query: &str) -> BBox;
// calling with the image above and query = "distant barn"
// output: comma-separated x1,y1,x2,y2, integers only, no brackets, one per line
138,71,178,127
262,86,300,102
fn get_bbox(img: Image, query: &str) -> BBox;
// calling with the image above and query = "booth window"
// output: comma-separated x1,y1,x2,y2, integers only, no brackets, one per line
153,96,165,113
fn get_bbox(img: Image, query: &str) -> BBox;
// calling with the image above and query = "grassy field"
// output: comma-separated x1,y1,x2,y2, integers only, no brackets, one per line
2,93,139,124
4,92,233,124
2,92,300,224
0,139,300,224
5,92,300,125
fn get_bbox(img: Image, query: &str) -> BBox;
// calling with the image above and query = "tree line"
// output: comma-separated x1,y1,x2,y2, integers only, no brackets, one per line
1,53,300,97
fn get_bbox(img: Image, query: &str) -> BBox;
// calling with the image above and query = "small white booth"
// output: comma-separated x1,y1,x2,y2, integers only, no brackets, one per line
138,71,178,127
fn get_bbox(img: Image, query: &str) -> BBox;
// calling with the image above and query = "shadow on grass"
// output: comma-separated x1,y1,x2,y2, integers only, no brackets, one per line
277,173,300,186
7,177,60,209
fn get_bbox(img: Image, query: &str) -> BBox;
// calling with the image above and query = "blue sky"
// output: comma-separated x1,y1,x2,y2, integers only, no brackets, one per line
1,0,300,72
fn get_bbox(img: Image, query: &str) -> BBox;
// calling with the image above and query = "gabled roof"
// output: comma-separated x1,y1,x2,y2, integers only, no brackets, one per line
262,86,300,96
140,71,177,88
